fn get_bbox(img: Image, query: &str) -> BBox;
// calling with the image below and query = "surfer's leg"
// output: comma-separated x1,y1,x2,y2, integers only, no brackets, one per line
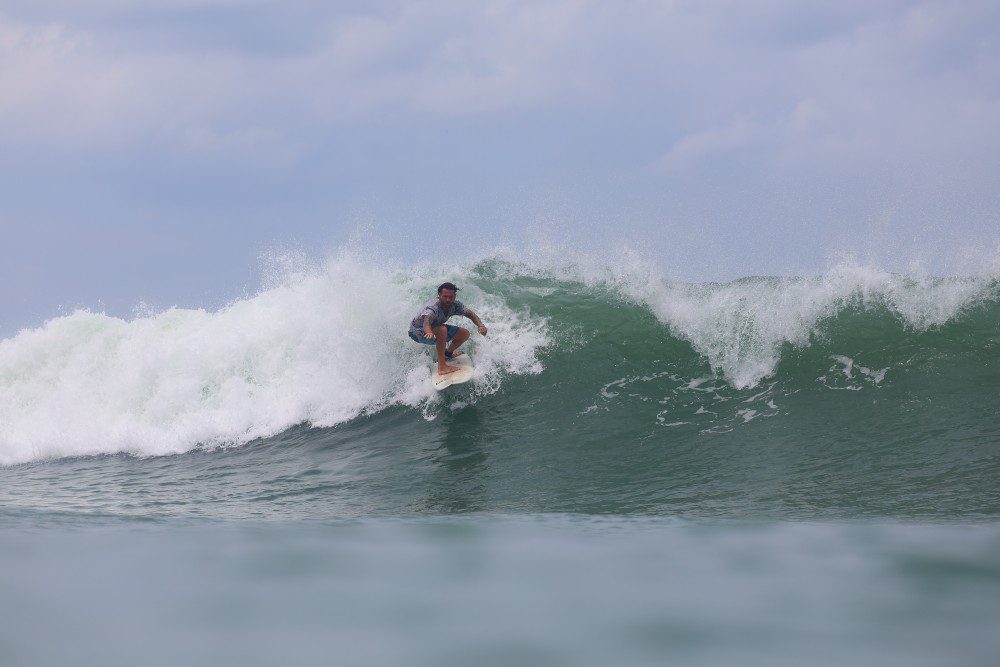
433,326,461,374
446,327,470,355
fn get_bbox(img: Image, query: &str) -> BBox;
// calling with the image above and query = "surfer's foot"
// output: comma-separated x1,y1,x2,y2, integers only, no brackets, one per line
444,350,464,359
437,364,461,375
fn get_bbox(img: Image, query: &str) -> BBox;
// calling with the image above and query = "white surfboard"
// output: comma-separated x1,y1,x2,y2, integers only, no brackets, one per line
431,354,474,391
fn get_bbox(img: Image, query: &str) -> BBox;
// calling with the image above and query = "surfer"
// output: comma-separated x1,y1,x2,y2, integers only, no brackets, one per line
409,282,488,375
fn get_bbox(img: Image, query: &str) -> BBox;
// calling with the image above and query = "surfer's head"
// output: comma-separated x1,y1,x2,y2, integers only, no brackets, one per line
437,282,459,304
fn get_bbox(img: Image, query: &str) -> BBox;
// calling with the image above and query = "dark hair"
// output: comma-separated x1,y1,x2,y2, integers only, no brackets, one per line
437,282,460,294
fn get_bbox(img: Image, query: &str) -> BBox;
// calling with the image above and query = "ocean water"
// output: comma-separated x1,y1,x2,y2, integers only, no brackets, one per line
2,250,998,665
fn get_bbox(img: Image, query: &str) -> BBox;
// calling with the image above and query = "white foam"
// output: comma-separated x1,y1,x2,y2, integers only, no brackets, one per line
631,261,996,388
0,251,549,465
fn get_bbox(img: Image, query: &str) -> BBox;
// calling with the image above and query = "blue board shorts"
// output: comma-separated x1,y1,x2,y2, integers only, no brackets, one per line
409,325,460,345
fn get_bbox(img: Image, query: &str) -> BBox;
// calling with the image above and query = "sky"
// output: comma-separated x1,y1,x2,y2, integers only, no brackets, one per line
1,0,998,332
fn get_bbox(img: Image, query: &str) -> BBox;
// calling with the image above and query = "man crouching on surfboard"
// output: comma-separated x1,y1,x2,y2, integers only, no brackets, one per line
409,282,488,375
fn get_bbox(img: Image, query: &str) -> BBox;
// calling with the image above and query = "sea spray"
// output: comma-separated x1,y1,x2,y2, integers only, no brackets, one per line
0,252,550,465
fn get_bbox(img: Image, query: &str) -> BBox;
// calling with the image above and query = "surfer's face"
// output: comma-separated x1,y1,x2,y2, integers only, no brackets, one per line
438,289,457,305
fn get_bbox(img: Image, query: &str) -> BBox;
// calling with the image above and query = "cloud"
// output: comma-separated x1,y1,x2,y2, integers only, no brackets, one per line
2,2,997,160
659,117,764,171
0,16,116,146
0,2,996,233
649,1,1000,180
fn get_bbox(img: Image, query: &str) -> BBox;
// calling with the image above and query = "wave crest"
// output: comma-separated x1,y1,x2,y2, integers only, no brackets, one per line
2,245,995,465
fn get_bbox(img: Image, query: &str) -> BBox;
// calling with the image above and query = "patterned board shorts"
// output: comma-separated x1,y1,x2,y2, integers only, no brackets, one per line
409,324,460,345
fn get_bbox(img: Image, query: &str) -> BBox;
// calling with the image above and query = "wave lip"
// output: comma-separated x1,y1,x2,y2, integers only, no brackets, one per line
625,263,997,389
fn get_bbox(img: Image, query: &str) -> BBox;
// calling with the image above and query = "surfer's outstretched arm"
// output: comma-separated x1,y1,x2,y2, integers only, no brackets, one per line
465,309,488,336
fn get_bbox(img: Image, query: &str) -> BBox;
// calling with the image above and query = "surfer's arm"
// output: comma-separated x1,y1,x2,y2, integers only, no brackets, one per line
465,310,488,336
423,315,436,338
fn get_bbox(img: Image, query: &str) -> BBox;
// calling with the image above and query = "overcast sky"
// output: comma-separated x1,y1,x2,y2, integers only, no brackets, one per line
1,0,998,331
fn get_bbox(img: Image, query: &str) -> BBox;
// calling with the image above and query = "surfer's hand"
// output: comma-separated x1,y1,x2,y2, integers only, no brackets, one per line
478,325,488,336
424,331,436,339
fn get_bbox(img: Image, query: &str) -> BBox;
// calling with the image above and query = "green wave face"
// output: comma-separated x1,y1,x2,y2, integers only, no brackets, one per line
394,263,1000,518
